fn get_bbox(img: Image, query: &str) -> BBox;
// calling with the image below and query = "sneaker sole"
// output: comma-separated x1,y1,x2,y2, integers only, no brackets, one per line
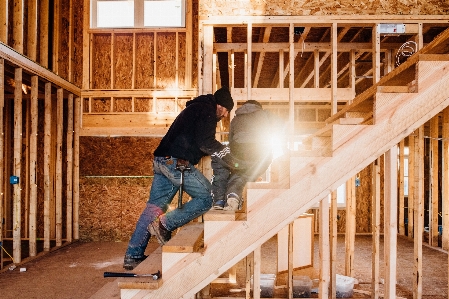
148,222,168,245
224,197,240,211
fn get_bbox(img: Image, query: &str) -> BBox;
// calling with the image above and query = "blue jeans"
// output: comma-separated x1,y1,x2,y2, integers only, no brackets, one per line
125,156,212,258
211,155,272,203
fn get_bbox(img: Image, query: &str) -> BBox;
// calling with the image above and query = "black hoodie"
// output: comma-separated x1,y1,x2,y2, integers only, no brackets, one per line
153,94,226,165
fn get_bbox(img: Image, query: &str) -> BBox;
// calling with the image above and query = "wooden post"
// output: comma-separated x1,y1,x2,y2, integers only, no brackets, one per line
399,139,405,236
44,82,52,251
430,115,439,246
13,67,23,263
53,0,60,73
0,59,4,269
56,88,63,246
288,223,293,299
413,126,424,298
66,94,74,242
372,159,381,299
408,134,415,238
319,196,330,299
73,97,80,240
82,0,90,89
202,25,213,94
384,147,398,299
443,108,449,251
245,252,253,299
372,24,380,84
289,23,295,136
330,190,337,299
345,176,356,277
29,75,38,256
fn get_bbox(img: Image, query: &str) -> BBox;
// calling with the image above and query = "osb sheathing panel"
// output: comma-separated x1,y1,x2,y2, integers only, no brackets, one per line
114,98,133,112
156,33,177,88
192,0,199,88
91,98,111,113
79,137,161,241
199,0,449,16
114,34,134,89
135,33,155,89
92,34,112,89
135,98,152,112
178,33,187,89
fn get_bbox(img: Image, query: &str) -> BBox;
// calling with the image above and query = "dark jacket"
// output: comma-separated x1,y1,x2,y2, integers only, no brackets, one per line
154,94,226,165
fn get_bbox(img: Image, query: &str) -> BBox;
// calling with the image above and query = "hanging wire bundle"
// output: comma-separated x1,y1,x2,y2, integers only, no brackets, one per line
395,41,418,67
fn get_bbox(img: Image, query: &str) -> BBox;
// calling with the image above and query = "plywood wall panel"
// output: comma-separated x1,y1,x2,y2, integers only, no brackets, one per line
72,0,84,87
156,33,176,88
114,33,133,89
92,34,111,89
199,0,449,16
135,33,154,89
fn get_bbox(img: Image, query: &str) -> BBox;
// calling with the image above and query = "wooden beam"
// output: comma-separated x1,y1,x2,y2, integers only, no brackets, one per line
55,88,63,246
0,0,7,43
289,23,295,136
231,87,353,102
13,67,23,263
384,147,398,299
413,126,424,298
372,159,381,299
331,23,337,115
408,134,415,238
29,75,38,256
0,43,81,95
430,115,439,246
44,82,51,251
399,139,405,235
0,59,3,269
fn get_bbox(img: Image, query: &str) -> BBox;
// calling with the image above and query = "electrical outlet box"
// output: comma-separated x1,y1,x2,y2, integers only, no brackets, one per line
379,23,406,34
10,176,19,184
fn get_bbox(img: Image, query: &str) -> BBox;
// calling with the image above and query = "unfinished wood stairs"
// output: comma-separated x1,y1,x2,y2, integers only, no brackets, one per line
103,29,449,299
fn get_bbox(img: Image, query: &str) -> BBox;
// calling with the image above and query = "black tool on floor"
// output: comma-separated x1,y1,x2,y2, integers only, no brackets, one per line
176,160,191,209
104,270,161,280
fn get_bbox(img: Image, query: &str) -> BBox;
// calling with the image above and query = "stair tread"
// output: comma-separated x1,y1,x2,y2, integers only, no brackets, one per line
162,222,204,253
118,247,162,290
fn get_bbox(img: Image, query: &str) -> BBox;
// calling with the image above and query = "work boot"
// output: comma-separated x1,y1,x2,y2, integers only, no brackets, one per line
224,193,242,211
148,217,172,245
123,255,147,270
212,199,226,210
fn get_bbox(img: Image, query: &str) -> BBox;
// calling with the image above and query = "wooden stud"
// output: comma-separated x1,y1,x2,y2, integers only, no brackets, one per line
40,0,49,67
53,0,60,73
111,33,115,89
245,252,252,299
27,0,38,61
0,0,7,43
13,0,23,53
372,24,380,84
0,59,3,269
185,0,192,87
413,126,424,298
349,49,356,102
384,147,398,299
202,25,213,94
372,159,381,299
443,108,449,250
253,246,261,299
82,0,90,89
288,222,293,299
66,94,73,242
399,139,405,235
289,23,295,136
345,176,356,277
29,75,38,256
319,196,329,299
44,82,51,251
73,97,80,240
330,190,337,299
56,88,63,246
13,67,23,263
430,115,439,246
408,134,415,238
331,23,337,115
68,0,73,81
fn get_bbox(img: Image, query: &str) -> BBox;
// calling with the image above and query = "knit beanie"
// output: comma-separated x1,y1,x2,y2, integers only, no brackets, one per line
214,86,234,111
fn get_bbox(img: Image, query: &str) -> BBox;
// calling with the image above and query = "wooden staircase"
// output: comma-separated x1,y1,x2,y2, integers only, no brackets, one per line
100,29,449,299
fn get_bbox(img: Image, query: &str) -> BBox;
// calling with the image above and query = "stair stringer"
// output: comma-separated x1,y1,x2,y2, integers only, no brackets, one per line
126,61,449,299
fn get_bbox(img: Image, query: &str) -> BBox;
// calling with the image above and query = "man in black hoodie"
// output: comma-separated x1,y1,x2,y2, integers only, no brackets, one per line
123,86,241,270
